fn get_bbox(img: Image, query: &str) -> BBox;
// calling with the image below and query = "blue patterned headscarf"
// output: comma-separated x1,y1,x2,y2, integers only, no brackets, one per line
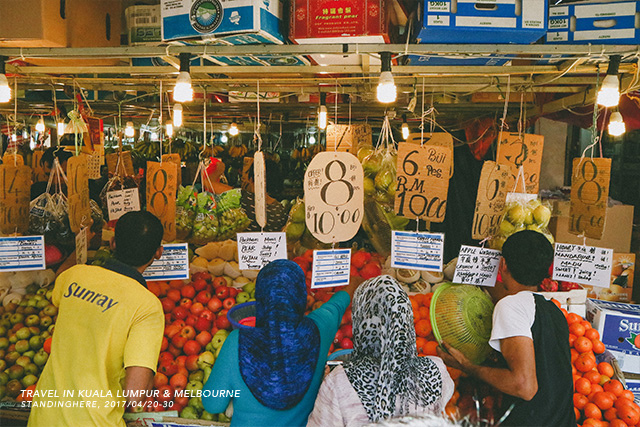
238,259,320,410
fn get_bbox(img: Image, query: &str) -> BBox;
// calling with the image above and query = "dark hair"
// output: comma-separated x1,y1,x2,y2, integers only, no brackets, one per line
114,211,163,267
41,147,73,169
502,230,554,287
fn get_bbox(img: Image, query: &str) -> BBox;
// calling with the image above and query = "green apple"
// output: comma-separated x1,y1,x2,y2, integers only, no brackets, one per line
236,292,250,304
9,334,17,344
242,282,256,295
23,350,35,359
203,366,212,384
10,313,24,326
185,380,203,394
23,307,37,316
0,337,8,350
363,177,375,195
0,326,6,337
21,374,38,387
39,316,53,329
197,351,215,370
36,299,49,309
15,356,31,368
5,351,20,365
33,349,48,367
179,406,199,419
0,319,10,330
210,330,229,350
45,290,54,301
24,363,38,376
29,335,44,350
36,288,47,296
42,305,58,317
201,411,217,421
15,340,30,354
524,209,534,225
0,372,8,386
0,360,6,372
188,370,204,383
16,327,31,340
7,364,24,380
188,396,204,411
218,413,231,423
6,379,22,398
0,384,5,399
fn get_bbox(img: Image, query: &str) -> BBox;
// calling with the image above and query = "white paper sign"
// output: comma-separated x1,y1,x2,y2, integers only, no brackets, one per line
75,227,88,265
237,232,287,270
107,188,141,221
311,249,351,289
552,243,613,287
0,236,46,272
453,245,502,287
143,243,189,282
391,231,444,271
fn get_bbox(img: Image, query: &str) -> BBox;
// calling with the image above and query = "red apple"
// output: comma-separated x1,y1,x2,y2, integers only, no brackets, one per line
192,278,208,292
164,324,181,339
212,276,227,288
181,285,196,299
190,302,205,316
215,314,231,330
333,329,345,345
195,317,211,332
156,385,174,403
175,395,189,408
176,366,189,378
207,297,223,313
172,306,188,320
159,362,178,377
172,319,186,329
180,325,196,340
223,297,236,310
185,354,199,371
171,335,187,349
340,323,353,338
159,351,173,365
164,313,172,324
175,355,187,368
179,298,193,310
167,289,181,302
216,286,230,299
210,326,219,336
185,314,197,327
160,336,169,352
193,271,212,283
161,297,176,314
196,291,212,305
154,372,169,388
228,288,239,298
168,344,181,358
340,337,353,349
183,340,202,356
195,331,212,347
200,309,214,321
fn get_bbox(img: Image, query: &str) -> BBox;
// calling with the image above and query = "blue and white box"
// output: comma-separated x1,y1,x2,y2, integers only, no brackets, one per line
547,1,640,44
161,0,284,44
416,0,547,44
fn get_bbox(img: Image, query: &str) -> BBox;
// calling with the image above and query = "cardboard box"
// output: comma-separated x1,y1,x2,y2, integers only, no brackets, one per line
547,1,640,44
549,201,635,253
416,0,547,44
404,54,512,66
583,253,636,303
161,0,284,44
0,0,67,47
325,124,373,154
126,5,162,46
586,298,640,375
624,377,640,402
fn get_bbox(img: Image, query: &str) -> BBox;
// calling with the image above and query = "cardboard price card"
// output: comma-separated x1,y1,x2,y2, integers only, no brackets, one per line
326,124,372,153
106,151,135,177
241,156,254,192
67,155,91,234
394,134,453,223
472,161,511,240
161,153,181,188
0,164,31,234
253,152,266,229
106,188,141,221
569,157,611,240
497,133,544,194
75,227,88,265
391,231,445,272
453,245,502,287
304,152,364,244
0,236,45,272
143,243,189,282
311,249,351,289
146,161,177,242
552,243,613,287
237,232,287,270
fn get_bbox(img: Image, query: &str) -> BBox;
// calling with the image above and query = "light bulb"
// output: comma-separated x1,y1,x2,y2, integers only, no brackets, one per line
608,111,625,136
597,75,620,108
377,71,396,103
0,74,10,103
173,71,193,103
166,123,173,137
318,105,328,130
150,131,158,141
57,121,65,135
401,114,409,140
35,117,45,133
173,104,183,127
309,135,316,145
229,122,239,136
11,134,16,142
125,121,135,138
220,134,228,143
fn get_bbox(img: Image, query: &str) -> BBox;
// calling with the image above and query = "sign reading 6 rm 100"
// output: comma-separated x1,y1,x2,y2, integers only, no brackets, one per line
304,152,364,244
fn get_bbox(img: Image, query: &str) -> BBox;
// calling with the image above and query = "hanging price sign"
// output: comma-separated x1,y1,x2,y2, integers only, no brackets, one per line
31,150,47,183
147,161,177,241
471,161,511,239
496,133,544,194
161,153,182,188
253,151,266,229
75,227,88,265
569,158,611,239
0,164,31,234
311,249,352,289
106,151,135,177
304,152,363,244
2,153,24,166
67,155,91,234
553,243,613,287
394,133,453,222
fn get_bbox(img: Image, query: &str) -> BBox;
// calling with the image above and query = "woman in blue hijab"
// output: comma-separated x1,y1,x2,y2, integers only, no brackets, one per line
202,259,362,426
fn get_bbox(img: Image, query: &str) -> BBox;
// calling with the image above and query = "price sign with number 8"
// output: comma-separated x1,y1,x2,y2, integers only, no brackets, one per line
304,152,364,244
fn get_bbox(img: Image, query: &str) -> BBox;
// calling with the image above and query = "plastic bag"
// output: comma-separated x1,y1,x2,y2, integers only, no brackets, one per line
99,174,138,212
176,185,196,241
189,191,219,245
29,193,74,246
215,189,250,241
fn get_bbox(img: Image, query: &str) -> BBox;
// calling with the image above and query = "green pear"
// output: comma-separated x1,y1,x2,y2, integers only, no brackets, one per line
507,205,527,225
498,220,515,237
533,205,551,227
179,406,199,419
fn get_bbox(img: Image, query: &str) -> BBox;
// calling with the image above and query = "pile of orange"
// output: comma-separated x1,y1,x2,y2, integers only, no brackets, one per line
410,293,437,357
556,300,640,427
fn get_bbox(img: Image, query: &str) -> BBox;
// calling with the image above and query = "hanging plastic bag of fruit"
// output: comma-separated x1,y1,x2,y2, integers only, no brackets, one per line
99,150,139,214
215,188,250,241
489,166,553,250
187,160,220,245
175,185,196,241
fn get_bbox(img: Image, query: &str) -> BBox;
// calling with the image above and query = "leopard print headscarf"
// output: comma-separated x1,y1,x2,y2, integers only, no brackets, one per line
344,275,443,422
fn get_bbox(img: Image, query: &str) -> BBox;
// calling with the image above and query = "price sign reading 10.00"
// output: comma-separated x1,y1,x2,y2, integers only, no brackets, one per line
304,152,364,244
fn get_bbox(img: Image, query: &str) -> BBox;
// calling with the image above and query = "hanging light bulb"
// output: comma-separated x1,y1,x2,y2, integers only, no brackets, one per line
0,57,10,103
173,53,193,103
35,116,45,133
173,103,183,127
125,121,135,138
309,135,317,145
220,133,228,143
317,93,328,130
401,114,410,140
377,52,396,104
608,111,626,136
597,55,621,108
150,131,159,141
57,121,65,135
229,121,239,136
166,123,174,137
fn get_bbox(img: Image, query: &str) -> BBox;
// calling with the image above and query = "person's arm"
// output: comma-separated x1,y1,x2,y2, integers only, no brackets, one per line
123,366,154,406
307,369,344,427
202,333,235,414
437,337,538,401
341,275,366,300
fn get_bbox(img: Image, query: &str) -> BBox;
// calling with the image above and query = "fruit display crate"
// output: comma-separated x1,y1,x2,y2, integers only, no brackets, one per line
537,285,588,317
0,401,29,427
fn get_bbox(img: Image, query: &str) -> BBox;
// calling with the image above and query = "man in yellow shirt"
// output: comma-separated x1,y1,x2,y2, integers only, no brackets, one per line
29,211,166,427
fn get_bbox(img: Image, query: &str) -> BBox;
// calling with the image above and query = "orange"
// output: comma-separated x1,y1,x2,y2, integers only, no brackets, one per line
569,334,578,347
592,392,614,410
617,404,640,426
581,320,593,330
609,419,628,427
571,348,580,363
597,362,614,378
416,337,428,353
414,294,425,306
551,298,561,308
635,334,640,350
424,341,439,356
604,407,618,421
561,308,569,318
570,323,587,337
620,390,635,402
418,306,430,320
415,319,432,338
592,340,606,355
575,336,594,353
424,293,434,306
411,299,419,311
412,308,421,323
575,392,590,409
584,402,603,420
585,328,600,341
576,377,593,395
576,353,597,373
568,312,583,325
574,407,581,422
584,370,602,385
444,403,458,420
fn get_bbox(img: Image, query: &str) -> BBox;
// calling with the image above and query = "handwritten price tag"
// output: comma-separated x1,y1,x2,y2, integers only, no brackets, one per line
67,155,91,234
453,245,501,287
146,162,177,242
107,188,141,221
107,151,134,177
0,236,46,272
552,243,613,287
472,161,511,240
75,227,88,265
391,231,444,271
0,164,31,234
497,133,544,194
143,243,189,281
304,152,364,244
569,158,611,240
311,249,351,289
237,232,287,270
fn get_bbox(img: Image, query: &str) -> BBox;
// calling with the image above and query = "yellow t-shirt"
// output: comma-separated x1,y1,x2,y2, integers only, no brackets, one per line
28,263,164,427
